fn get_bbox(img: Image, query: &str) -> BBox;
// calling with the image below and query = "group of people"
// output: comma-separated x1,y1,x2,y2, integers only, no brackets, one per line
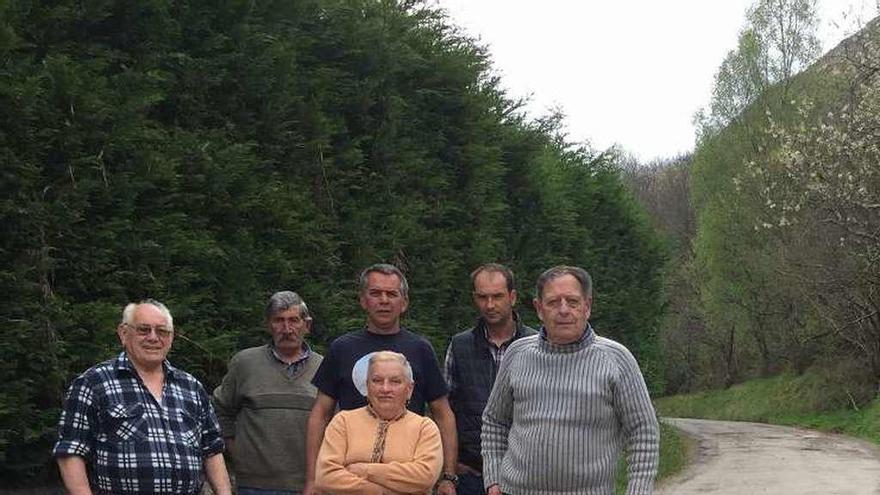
53,263,660,495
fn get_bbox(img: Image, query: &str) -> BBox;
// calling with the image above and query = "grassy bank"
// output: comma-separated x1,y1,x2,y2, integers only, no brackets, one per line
655,372,880,445
615,420,690,493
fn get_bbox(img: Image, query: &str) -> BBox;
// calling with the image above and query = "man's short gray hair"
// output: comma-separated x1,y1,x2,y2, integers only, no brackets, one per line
121,299,174,330
368,351,414,383
265,291,312,321
358,263,409,298
535,265,593,300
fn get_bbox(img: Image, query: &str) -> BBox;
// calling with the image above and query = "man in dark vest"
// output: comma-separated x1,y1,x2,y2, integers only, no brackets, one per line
443,263,537,495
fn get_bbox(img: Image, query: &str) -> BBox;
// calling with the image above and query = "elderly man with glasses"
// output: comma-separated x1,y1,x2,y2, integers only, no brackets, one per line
53,299,232,495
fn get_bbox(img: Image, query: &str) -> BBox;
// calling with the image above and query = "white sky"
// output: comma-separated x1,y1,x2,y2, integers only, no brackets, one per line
434,0,878,162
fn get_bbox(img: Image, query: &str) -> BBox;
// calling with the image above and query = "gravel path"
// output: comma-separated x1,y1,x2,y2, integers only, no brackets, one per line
656,418,880,494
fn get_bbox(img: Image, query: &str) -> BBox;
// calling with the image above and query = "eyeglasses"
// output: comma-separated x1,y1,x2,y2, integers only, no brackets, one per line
124,323,173,339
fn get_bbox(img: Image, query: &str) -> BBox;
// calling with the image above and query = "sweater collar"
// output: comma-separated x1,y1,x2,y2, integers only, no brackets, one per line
365,403,408,422
538,324,595,353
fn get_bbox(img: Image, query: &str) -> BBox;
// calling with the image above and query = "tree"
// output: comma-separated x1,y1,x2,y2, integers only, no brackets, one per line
743,58,880,381
695,0,820,138
688,0,824,386
0,0,667,484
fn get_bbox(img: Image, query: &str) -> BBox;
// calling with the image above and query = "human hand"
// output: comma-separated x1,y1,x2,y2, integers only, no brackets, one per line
486,484,502,495
436,479,457,495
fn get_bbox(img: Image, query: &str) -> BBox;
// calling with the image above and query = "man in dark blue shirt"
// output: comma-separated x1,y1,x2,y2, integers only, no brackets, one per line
54,299,232,495
304,264,459,495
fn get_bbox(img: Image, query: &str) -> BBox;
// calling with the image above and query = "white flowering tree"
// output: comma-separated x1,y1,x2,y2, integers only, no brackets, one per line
688,0,828,386
741,55,880,380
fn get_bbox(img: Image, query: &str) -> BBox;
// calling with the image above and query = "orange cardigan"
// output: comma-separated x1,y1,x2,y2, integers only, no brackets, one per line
315,406,443,494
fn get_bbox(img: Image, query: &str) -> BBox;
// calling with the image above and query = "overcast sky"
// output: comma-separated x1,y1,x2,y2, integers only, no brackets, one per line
434,0,878,163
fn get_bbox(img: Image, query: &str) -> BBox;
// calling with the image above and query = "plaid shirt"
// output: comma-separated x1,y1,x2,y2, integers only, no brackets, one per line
483,326,511,368
53,352,224,494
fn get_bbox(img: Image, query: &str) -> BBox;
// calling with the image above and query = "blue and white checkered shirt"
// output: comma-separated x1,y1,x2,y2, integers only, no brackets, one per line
53,352,225,494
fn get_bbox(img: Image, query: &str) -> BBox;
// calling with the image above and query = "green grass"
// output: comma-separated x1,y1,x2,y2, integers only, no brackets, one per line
657,421,690,479
656,372,880,445
615,421,690,494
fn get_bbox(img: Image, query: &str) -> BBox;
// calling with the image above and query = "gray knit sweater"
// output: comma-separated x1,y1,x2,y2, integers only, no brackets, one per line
481,329,659,494
213,345,322,490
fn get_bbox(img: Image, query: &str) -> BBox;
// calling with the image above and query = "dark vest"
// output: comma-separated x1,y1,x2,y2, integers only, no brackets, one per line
447,316,536,471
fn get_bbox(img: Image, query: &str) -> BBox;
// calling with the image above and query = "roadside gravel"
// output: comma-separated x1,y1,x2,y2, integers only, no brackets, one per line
656,418,880,494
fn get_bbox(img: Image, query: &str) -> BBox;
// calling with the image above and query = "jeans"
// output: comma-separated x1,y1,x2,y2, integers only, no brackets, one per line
236,487,300,495
457,471,486,495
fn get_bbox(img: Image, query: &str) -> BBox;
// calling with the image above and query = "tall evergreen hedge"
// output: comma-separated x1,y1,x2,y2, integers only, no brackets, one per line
0,0,665,484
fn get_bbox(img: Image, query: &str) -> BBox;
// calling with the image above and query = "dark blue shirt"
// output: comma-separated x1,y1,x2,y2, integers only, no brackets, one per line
54,352,224,494
311,328,448,414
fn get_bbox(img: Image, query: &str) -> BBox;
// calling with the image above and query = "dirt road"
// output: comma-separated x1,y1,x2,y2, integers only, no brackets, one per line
656,418,880,494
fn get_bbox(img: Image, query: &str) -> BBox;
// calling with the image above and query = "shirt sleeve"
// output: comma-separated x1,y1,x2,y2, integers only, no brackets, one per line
443,342,456,393
363,417,443,493
53,374,96,458
315,414,383,495
212,354,241,438
481,344,516,490
311,341,340,400
419,339,449,403
197,380,226,457
613,347,660,495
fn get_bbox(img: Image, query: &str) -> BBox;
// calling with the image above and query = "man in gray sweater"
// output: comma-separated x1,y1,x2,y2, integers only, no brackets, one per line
214,291,323,494
482,266,659,495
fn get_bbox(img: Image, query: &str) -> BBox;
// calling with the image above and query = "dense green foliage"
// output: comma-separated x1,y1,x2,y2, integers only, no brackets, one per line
684,13,880,391
682,0,827,390
0,0,665,485
622,5,880,484
628,0,880,396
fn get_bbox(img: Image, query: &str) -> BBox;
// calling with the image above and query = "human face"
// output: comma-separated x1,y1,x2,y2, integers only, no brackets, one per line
268,306,311,359
359,272,408,333
534,274,592,345
473,271,516,327
366,359,414,417
118,303,174,371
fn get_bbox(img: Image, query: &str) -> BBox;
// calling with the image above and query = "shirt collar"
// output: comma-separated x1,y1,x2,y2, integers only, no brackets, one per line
114,351,178,378
267,341,311,365
482,324,515,347
478,311,523,343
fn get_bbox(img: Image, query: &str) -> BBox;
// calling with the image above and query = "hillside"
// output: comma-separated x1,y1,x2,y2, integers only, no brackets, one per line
652,8,880,399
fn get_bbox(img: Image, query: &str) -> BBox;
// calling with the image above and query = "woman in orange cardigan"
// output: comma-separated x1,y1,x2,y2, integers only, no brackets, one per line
315,351,443,494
